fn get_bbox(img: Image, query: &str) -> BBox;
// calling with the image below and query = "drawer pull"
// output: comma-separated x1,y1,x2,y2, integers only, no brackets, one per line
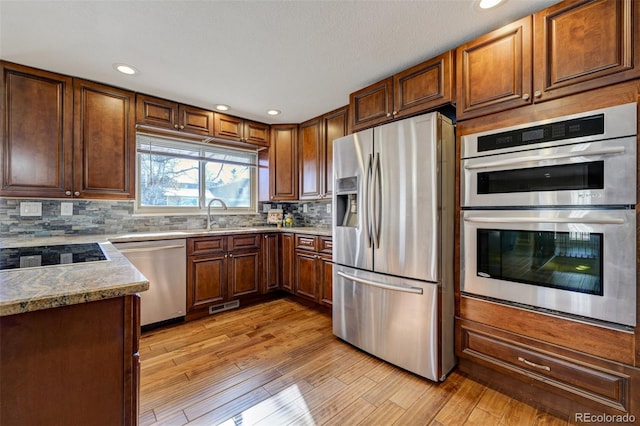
518,356,551,372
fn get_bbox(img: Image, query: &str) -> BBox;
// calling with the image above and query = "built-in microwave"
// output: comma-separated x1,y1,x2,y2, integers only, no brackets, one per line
461,103,637,208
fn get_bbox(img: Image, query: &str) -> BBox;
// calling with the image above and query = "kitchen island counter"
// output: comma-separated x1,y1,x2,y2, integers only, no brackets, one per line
0,237,148,316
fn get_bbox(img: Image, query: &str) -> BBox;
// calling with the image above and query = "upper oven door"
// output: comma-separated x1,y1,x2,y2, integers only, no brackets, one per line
461,137,636,207
461,209,636,326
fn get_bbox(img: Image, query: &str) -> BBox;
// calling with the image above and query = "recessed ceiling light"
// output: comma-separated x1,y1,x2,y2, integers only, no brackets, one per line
266,109,281,116
477,0,504,9
215,104,231,111
113,63,138,75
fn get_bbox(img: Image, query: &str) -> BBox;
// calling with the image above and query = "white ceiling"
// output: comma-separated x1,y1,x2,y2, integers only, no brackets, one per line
1,0,558,124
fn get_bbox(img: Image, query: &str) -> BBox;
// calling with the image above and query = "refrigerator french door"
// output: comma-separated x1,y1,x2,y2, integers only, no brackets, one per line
332,112,456,381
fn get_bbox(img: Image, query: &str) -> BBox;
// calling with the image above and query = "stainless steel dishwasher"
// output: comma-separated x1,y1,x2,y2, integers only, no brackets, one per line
113,239,186,327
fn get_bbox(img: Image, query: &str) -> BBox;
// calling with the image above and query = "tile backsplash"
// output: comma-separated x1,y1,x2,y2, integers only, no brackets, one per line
0,198,332,238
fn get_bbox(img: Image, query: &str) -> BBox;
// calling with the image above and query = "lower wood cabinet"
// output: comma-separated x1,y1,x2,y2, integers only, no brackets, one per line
0,295,140,426
294,234,333,307
186,234,261,318
457,318,640,419
280,233,295,293
261,233,280,292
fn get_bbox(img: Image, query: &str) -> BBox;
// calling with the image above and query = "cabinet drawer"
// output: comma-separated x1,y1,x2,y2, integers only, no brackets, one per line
228,234,260,251
318,237,332,255
188,237,226,255
460,326,630,412
295,235,317,251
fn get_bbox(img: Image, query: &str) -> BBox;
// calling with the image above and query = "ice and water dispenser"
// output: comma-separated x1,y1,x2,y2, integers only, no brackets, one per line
335,176,358,227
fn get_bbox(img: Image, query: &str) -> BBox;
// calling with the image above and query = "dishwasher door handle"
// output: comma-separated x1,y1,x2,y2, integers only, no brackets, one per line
117,244,185,254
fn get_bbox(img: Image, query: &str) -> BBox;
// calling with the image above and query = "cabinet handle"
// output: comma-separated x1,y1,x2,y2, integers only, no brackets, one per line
518,356,550,371
386,113,391,117
392,111,397,116
229,253,233,257
65,190,72,196
522,94,530,100
225,254,228,258
174,124,179,129
74,191,80,196
534,90,542,98
180,125,185,130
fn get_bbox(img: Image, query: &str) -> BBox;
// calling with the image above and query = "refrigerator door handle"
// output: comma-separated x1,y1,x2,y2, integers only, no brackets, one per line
337,271,424,294
365,153,373,247
372,153,381,248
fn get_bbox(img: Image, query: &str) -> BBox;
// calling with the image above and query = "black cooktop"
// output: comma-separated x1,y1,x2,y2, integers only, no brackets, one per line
0,243,107,271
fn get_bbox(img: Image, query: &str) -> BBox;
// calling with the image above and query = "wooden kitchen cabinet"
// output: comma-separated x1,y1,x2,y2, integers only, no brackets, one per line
0,61,73,197
269,124,298,201
294,234,333,306
187,234,261,317
350,50,455,132
280,233,295,293
0,295,140,426
299,105,349,200
74,79,135,199
262,233,280,292
136,94,214,136
457,0,640,120
214,112,270,147
0,62,135,199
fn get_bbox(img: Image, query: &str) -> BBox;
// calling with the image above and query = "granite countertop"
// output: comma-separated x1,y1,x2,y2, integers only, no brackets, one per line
0,226,331,316
0,239,149,317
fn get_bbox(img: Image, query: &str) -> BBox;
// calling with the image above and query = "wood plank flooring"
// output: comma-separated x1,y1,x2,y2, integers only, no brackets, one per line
139,297,570,426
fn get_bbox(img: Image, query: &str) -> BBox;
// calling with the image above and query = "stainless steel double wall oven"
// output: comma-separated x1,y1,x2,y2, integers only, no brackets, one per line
461,103,637,327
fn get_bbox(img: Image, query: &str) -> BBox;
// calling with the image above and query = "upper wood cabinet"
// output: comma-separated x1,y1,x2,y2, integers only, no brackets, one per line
299,105,349,200
0,62,135,199
269,124,298,201
136,94,213,136
457,0,640,120
213,112,270,147
74,79,135,199
350,50,455,132
1,62,74,198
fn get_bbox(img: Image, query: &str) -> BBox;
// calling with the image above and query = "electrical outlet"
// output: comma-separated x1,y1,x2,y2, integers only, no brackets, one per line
326,203,332,214
277,204,282,210
20,202,42,217
61,202,73,216
303,204,308,213
262,203,271,212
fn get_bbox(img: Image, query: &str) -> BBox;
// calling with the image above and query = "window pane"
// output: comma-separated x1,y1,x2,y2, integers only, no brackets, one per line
205,162,251,208
139,154,200,207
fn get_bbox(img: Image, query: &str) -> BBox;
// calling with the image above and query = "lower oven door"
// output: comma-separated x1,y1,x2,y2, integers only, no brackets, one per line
461,209,636,326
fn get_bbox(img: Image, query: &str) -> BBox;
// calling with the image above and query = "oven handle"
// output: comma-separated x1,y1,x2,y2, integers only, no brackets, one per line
464,217,625,225
463,146,625,170
337,271,424,294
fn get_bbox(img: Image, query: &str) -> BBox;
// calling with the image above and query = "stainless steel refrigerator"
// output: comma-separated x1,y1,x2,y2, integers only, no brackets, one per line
332,112,455,381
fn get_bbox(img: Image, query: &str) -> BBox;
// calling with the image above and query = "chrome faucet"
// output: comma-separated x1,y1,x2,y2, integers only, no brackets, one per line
206,198,228,229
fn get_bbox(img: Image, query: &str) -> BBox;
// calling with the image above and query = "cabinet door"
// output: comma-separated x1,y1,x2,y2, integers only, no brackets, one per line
295,250,319,302
533,0,640,102
73,79,135,199
456,16,533,120
262,234,280,292
244,120,270,147
322,106,348,199
179,105,213,136
350,77,393,132
269,124,298,200
280,233,295,293
299,117,323,200
1,62,73,197
214,112,243,141
394,50,455,119
319,255,333,307
135,94,178,130
187,253,227,311
228,250,260,298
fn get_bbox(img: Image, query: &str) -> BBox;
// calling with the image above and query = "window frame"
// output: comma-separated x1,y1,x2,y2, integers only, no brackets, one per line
134,133,259,215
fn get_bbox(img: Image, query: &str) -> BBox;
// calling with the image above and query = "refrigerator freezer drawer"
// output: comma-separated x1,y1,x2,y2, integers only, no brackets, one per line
332,265,441,381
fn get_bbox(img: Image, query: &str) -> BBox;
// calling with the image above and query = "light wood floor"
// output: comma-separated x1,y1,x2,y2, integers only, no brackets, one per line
139,297,570,426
